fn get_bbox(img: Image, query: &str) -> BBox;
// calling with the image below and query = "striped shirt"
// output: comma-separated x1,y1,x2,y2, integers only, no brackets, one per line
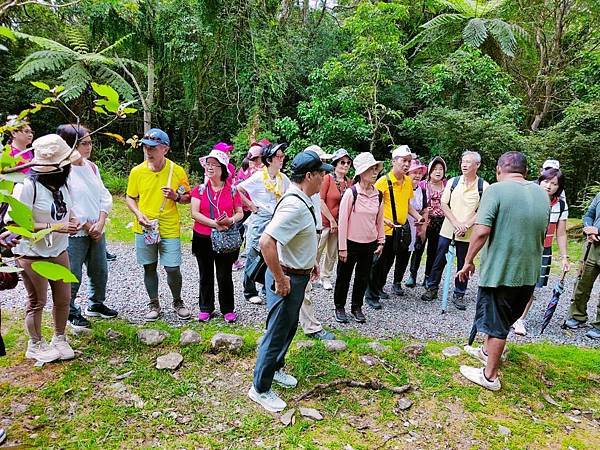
543,197,568,248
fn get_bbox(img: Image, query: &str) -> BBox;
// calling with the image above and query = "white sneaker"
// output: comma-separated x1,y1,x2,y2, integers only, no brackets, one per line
248,386,287,412
322,279,333,290
273,369,298,388
463,345,488,364
50,335,75,360
513,318,527,336
460,365,501,391
247,296,263,305
25,339,60,363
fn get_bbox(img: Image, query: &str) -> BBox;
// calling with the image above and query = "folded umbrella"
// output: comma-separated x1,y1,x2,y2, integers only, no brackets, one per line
441,237,456,313
540,270,568,335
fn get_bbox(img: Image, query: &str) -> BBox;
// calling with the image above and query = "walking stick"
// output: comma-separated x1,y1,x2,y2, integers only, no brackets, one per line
577,241,592,281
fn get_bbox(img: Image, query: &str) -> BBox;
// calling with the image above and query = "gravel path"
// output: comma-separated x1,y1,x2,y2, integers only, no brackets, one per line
2,242,598,348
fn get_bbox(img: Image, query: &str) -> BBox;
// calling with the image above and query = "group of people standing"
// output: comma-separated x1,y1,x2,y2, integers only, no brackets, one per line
1,120,599,415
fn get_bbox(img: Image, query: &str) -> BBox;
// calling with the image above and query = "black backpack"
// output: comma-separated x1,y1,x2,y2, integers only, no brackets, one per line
350,185,383,210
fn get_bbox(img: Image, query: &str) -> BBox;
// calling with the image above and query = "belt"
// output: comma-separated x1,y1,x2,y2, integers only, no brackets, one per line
281,265,312,276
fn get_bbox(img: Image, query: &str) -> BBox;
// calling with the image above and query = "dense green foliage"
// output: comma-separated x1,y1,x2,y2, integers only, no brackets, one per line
1,0,599,206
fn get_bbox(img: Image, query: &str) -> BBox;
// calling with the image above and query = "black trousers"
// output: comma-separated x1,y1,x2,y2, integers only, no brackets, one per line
334,240,377,309
368,235,410,297
409,217,443,280
192,232,239,314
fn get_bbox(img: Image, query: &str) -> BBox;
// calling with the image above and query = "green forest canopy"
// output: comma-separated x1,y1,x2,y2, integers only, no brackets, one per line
1,0,599,207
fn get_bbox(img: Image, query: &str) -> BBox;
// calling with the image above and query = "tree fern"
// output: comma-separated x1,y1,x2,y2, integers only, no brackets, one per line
463,18,489,49
61,64,92,101
65,28,89,54
487,18,517,57
96,66,135,100
14,51,71,80
13,32,76,54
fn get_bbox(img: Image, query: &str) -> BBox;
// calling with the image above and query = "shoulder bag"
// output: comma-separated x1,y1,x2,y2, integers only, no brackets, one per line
386,175,411,254
208,184,242,254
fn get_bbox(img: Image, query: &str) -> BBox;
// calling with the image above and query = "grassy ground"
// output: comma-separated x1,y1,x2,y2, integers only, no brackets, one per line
1,311,599,449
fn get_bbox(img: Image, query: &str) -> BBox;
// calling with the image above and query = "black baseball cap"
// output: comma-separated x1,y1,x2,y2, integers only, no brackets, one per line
291,150,334,176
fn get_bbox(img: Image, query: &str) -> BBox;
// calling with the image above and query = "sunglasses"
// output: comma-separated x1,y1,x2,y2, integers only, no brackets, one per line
338,160,351,166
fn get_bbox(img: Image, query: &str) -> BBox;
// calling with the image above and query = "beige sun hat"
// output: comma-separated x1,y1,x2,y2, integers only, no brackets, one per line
304,145,333,160
30,134,81,173
353,152,383,176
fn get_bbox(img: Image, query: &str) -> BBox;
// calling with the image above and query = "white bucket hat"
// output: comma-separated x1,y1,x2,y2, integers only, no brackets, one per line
199,149,230,168
391,145,413,160
353,152,383,176
542,159,560,170
304,145,333,160
30,134,81,173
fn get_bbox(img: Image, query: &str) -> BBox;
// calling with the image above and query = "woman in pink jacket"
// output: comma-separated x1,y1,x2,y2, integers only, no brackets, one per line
334,153,385,324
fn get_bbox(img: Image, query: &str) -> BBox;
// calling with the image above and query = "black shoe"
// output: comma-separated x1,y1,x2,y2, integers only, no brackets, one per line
68,314,91,330
350,308,366,323
86,303,118,319
106,251,117,261
365,297,382,310
392,283,404,296
452,294,466,311
421,288,438,302
334,308,349,323
378,289,389,300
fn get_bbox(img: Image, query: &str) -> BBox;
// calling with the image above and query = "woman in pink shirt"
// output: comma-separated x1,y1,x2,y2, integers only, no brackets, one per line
6,116,34,173
334,152,385,324
191,149,244,323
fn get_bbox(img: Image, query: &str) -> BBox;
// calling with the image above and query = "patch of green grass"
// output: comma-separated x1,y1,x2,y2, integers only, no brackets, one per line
1,311,599,449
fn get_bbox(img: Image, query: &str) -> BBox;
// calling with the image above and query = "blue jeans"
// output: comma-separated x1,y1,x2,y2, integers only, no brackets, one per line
253,269,310,393
426,236,469,296
68,235,108,317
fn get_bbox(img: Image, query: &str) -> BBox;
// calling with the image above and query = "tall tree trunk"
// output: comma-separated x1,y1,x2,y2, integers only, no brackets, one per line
278,0,294,23
144,47,155,132
302,0,309,24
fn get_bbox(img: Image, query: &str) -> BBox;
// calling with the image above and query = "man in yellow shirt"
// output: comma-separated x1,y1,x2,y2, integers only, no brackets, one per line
421,150,488,310
365,145,424,309
126,128,192,321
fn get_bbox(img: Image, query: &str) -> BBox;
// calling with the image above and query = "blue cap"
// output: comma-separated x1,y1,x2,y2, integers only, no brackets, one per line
141,128,170,147
291,150,334,176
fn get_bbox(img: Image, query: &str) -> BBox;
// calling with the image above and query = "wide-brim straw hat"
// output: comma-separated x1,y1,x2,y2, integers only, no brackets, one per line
30,134,81,173
353,152,383,176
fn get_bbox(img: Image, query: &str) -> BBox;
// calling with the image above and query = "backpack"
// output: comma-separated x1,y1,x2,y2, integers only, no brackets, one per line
350,185,383,211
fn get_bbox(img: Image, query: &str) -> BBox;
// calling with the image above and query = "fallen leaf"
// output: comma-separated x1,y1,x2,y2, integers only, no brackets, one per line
542,392,560,407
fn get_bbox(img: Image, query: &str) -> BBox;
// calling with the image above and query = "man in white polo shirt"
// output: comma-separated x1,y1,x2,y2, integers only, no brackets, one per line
248,150,333,412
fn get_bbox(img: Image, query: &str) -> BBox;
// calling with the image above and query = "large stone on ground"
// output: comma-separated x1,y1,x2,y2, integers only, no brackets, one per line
180,329,201,346
442,346,462,357
367,342,390,353
324,340,347,352
402,343,425,359
359,355,379,367
396,397,413,411
211,332,244,353
299,407,323,420
156,352,184,370
138,329,169,346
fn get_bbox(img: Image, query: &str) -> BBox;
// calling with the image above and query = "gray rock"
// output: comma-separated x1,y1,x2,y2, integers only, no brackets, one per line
106,328,122,340
156,352,184,370
367,342,390,353
179,329,201,346
498,425,511,436
324,340,347,352
442,346,462,357
402,343,425,359
138,329,169,346
296,340,315,349
299,407,323,420
211,332,244,353
280,408,295,426
151,411,162,419
359,355,379,366
114,370,134,380
396,397,413,411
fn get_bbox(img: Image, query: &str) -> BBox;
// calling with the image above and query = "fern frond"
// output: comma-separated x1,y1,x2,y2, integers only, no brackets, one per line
479,0,507,16
510,23,529,41
98,34,133,55
463,17,488,48
437,0,476,16
60,63,92,101
487,18,517,57
13,51,71,80
65,28,89,54
421,13,466,31
79,53,115,66
118,57,147,73
96,66,135,101
13,32,76,55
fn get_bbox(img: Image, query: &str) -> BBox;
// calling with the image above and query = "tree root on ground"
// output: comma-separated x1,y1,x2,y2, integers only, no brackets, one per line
293,379,411,403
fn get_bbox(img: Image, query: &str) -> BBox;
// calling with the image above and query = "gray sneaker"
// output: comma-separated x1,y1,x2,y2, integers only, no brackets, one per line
307,329,335,340
421,288,438,302
173,301,191,320
452,294,467,311
563,318,586,329
273,369,298,388
585,327,600,340
248,386,286,412
145,300,161,322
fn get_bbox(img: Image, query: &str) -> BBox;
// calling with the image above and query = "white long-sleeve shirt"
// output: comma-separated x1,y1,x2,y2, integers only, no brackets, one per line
68,160,112,237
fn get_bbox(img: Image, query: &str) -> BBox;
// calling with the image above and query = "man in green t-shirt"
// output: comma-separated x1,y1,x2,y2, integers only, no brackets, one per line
456,151,549,391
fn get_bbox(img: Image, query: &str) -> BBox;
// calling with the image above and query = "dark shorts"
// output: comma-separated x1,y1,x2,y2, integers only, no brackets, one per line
473,285,535,340
536,246,552,288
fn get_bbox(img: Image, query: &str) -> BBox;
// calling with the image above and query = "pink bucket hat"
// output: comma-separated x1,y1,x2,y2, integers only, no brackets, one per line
408,159,427,175
213,141,234,153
